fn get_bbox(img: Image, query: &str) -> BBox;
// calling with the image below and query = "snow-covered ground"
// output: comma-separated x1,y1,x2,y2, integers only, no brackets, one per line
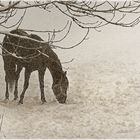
1,27,140,138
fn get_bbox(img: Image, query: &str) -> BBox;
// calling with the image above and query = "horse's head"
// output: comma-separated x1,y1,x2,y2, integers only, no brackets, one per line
52,71,69,104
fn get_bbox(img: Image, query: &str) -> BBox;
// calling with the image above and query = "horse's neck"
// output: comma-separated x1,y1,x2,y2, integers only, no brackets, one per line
48,62,63,84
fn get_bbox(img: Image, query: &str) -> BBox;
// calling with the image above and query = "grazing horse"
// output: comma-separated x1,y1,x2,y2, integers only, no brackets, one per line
2,29,69,104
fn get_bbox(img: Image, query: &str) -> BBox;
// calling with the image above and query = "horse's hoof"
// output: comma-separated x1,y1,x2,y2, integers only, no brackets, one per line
41,101,47,104
41,98,46,104
18,102,23,105
13,97,18,101
18,100,23,105
41,100,47,104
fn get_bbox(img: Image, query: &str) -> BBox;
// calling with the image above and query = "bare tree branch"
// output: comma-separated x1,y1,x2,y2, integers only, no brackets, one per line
0,0,140,62
0,1,20,12
21,20,70,33
50,27,89,49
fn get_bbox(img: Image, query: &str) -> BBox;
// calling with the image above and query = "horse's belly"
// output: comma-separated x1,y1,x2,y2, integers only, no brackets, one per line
16,59,43,71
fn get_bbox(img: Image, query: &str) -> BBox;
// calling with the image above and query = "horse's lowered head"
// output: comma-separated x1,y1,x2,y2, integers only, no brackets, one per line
52,71,69,104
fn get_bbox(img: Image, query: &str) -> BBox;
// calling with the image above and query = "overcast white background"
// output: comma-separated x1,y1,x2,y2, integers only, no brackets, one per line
1,1,140,138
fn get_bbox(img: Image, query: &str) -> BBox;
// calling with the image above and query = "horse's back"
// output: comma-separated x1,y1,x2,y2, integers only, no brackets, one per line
3,29,62,68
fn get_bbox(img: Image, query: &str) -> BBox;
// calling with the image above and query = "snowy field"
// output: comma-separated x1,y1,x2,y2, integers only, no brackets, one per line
0,27,140,138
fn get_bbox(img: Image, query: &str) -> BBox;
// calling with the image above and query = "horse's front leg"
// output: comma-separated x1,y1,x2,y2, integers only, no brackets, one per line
38,68,46,103
5,79,9,100
13,66,23,100
18,69,31,104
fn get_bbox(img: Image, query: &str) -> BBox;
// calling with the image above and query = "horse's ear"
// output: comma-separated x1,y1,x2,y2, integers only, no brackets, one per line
64,71,67,75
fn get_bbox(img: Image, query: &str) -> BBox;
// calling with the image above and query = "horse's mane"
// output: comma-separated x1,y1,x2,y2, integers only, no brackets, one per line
29,33,43,41
10,29,28,36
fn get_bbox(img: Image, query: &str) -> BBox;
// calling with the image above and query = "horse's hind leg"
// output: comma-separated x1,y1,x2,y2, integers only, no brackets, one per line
18,69,31,104
38,68,46,103
13,66,22,100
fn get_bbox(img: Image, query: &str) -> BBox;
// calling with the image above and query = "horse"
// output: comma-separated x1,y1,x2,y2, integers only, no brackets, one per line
2,29,69,104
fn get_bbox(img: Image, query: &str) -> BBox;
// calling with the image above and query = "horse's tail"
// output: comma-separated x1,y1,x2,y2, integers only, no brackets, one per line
2,33,17,93
4,59,16,93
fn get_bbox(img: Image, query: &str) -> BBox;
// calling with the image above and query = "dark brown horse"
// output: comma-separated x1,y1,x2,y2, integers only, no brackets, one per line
2,29,69,104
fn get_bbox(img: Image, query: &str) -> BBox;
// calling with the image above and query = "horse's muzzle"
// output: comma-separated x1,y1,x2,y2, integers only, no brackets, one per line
57,95,67,104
